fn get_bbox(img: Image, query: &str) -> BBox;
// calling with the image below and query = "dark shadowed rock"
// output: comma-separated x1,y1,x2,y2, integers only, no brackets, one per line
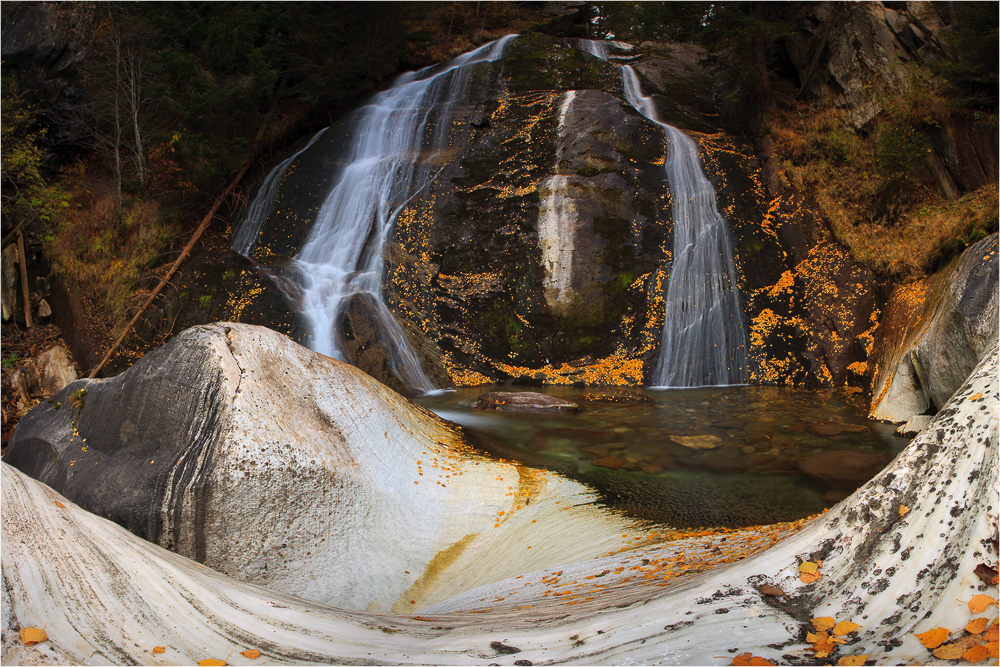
475,391,580,413
870,234,998,421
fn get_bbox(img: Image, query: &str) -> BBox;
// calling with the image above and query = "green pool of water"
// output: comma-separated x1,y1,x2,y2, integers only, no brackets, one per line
416,385,908,528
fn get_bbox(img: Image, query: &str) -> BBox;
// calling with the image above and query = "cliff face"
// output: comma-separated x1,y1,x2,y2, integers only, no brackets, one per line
220,33,885,393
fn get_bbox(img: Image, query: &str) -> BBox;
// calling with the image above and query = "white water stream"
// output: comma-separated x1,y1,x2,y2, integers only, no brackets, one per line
581,40,748,387
231,128,328,256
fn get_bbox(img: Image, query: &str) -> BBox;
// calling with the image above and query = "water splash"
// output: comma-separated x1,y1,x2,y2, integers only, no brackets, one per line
231,128,328,257
580,39,748,387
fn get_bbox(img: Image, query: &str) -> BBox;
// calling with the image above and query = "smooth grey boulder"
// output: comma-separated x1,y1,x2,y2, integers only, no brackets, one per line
3,322,637,613
870,233,998,422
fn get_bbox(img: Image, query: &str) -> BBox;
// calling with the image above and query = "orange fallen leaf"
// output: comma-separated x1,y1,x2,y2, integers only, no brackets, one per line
933,643,966,660
152,646,166,654
240,649,261,659
967,618,991,634
55,501,65,508
963,644,990,662
969,392,984,400
198,660,227,666
800,571,822,584
811,617,836,632
838,655,869,666
832,621,861,636
732,652,775,666
916,627,950,649
986,620,998,642
898,505,908,517
986,641,999,658
19,628,48,646
969,594,998,614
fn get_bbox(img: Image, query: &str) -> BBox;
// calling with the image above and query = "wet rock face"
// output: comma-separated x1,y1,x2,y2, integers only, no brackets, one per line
224,33,873,390
870,233,999,422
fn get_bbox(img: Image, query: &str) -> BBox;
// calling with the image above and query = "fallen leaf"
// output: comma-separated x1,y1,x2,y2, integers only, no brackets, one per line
963,644,990,662
800,571,822,584
55,501,65,508
732,652,776,665
799,561,820,574
198,660,227,666
759,584,785,597
831,621,861,636
916,627,950,649
967,618,991,634
898,505,908,517
19,628,48,646
838,655,869,666
986,641,999,658
969,392,984,400
933,643,966,660
153,646,166,655
969,594,998,614
986,621,998,642
240,649,261,659
811,617,836,632
974,563,999,586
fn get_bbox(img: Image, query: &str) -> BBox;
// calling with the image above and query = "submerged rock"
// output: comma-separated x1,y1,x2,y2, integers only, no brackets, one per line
475,391,580,413
669,434,722,450
796,450,890,489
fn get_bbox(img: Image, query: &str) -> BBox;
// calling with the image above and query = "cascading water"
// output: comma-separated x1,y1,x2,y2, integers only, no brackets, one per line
231,128,328,257
581,40,749,387
291,36,517,394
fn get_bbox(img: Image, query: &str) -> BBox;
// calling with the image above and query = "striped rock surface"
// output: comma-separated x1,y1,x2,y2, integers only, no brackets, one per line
2,325,997,665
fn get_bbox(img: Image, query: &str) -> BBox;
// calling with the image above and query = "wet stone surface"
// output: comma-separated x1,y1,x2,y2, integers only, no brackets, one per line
419,385,908,527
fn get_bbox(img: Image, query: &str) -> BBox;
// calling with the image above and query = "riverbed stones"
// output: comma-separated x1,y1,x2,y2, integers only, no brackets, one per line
475,391,580,413
670,434,722,450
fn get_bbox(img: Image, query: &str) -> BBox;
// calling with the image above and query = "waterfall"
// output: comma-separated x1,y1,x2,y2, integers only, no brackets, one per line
580,40,748,387
231,128,328,257
282,35,516,393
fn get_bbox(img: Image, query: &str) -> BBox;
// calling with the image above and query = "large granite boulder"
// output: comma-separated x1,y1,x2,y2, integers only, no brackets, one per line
3,322,638,612
869,233,998,422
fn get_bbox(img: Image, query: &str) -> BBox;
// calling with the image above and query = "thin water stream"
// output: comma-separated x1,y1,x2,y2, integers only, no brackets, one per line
418,386,906,527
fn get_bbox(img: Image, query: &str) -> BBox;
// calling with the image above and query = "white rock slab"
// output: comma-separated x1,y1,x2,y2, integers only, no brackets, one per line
3,338,996,665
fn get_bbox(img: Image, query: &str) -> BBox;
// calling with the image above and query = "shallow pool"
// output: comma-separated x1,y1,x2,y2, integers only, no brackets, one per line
417,385,907,528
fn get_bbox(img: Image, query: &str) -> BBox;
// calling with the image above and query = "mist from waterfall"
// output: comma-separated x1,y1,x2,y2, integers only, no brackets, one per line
580,39,749,387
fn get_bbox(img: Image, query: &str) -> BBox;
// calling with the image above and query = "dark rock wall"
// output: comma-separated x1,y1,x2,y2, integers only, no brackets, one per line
216,33,883,390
